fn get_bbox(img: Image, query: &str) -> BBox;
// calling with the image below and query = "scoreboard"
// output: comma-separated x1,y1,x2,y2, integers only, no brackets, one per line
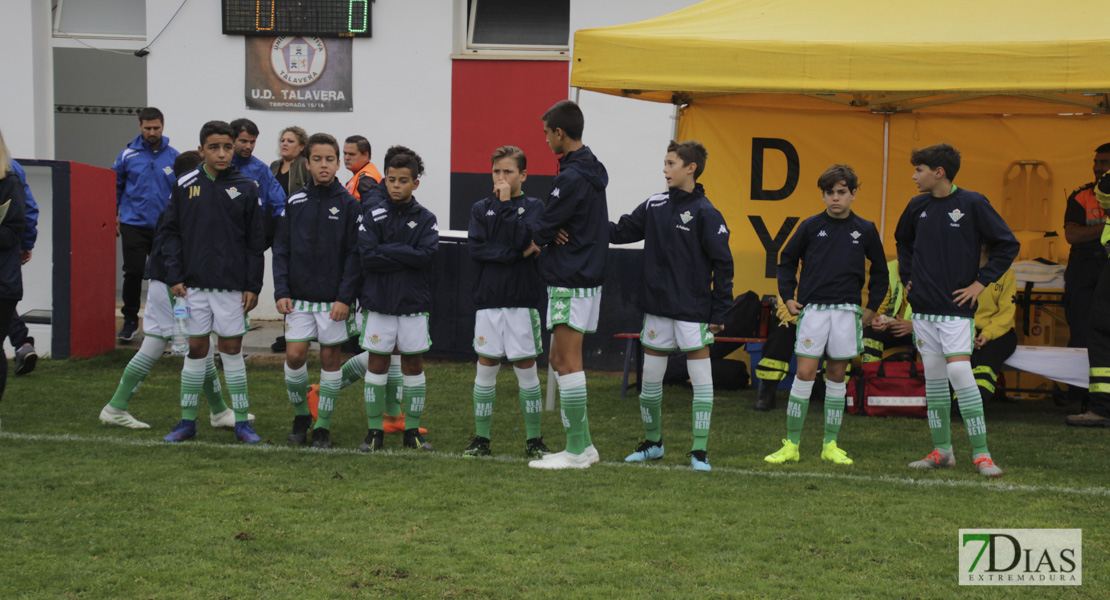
222,0,372,37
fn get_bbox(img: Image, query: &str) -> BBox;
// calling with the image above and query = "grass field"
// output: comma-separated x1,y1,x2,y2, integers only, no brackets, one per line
1,351,1106,599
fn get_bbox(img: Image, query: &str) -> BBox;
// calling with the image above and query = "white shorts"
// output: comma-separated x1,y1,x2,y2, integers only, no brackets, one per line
142,280,175,339
185,289,250,338
641,314,713,352
912,315,975,357
360,311,431,355
474,307,543,361
546,286,602,333
285,300,360,346
794,305,862,360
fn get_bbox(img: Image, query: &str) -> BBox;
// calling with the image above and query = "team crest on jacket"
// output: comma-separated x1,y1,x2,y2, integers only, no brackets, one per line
518,207,525,215
680,211,693,224
407,221,417,229
227,187,241,199
329,207,339,215
850,231,861,239
948,209,964,222
163,166,172,175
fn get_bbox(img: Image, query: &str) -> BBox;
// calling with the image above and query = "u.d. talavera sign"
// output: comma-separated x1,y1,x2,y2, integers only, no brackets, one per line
245,36,352,112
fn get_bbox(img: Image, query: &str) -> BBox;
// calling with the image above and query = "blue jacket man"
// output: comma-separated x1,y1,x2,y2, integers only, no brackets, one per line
110,108,179,340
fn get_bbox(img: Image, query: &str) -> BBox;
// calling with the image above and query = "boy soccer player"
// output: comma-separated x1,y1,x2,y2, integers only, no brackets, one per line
357,150,438,453
527,100,609,470
765,165,888,466
273,133,361,449
895,144,1019,477
161,121,266,444
99,151,251,430
610,140,733,471
462,146,550,459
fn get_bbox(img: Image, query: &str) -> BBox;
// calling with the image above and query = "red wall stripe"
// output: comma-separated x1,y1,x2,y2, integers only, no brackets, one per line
450,59,569,176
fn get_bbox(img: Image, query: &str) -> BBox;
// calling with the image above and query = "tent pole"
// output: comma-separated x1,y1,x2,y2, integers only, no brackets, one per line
572,86,580,103
672,103,681,140
880,117,890,239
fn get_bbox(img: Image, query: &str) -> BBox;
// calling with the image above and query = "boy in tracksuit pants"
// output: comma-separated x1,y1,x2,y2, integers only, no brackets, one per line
100,151,248,431
462,146,550,459
161,121,266,444
528,100,609,470
273,133,361,449
610,140,733,471
357,149,438,453
895,143,1018,477
765,164,888,466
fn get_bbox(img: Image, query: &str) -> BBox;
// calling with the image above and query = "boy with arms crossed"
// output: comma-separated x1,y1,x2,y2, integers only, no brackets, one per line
357,150,438,453
765,165,888,466
610,140,733,471
895,144,1018,477
463,146,550,458
100,151,250,430
527,100,609,470
162,121,266,444
273,133,361,449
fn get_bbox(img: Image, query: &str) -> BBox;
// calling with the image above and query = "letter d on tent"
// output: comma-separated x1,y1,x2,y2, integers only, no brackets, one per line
751,138,800,201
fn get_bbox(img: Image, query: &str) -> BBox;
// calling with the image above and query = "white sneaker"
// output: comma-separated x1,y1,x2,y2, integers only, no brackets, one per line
99,405,151,429
210,408,256,428
584,445,600,465
529,450,592,470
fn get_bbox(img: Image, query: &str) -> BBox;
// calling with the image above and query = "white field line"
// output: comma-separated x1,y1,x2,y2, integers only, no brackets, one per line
3,431,1108,497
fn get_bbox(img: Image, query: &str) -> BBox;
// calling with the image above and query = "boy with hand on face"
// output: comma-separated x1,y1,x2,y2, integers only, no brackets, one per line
462,146,550,459
273,133,361,449
161,121,266,444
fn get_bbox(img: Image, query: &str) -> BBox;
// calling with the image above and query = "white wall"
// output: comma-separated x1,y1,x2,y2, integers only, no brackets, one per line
1,0,52,159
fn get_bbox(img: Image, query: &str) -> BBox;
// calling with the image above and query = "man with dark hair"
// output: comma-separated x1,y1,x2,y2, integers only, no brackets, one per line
343,135,383,202
230,118,286,245
1062,143,1110,413
112,107,179,341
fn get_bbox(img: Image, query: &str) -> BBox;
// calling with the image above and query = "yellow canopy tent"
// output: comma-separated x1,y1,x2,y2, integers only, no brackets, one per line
571,0,1110,294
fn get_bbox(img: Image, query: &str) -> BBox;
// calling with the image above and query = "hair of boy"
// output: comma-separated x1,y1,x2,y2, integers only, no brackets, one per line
0,127,10,175
345,135,372,158
281,126,310,157
199,120,235,145
383,145,416,169
137,107,164,123
386,151,425,179
667,139,707,180
230,118,259,138
541,100,584,141
174,150,203,177
817,164,860,193
307,133,340,157
491,145,527,171
910,143,961,182
1096,143,1110,154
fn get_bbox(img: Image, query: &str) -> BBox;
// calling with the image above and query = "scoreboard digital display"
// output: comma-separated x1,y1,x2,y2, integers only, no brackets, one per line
222,0,372,37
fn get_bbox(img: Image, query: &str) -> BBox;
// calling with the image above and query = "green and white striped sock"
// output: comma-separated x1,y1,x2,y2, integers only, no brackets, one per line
203,352,228,414
403,373,427,431
284,362,310,416
180,357,205,421
221,352,251,423
473,363,498,438
823,379,847,444
689,358,713,452
109,341,161,410
316,369,341,430
559,371,589,454
785,378,814,445
514,364,542,439
386,355,404,416
956,385,989,456
340,352,369,389
364,371,387,430
926,378,953,451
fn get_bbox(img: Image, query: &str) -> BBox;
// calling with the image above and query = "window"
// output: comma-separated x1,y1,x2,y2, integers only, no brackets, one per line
465,0,569,54
53,0,147,40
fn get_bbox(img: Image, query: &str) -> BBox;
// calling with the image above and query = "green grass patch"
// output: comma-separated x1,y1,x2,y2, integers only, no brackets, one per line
1,352,1106,599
